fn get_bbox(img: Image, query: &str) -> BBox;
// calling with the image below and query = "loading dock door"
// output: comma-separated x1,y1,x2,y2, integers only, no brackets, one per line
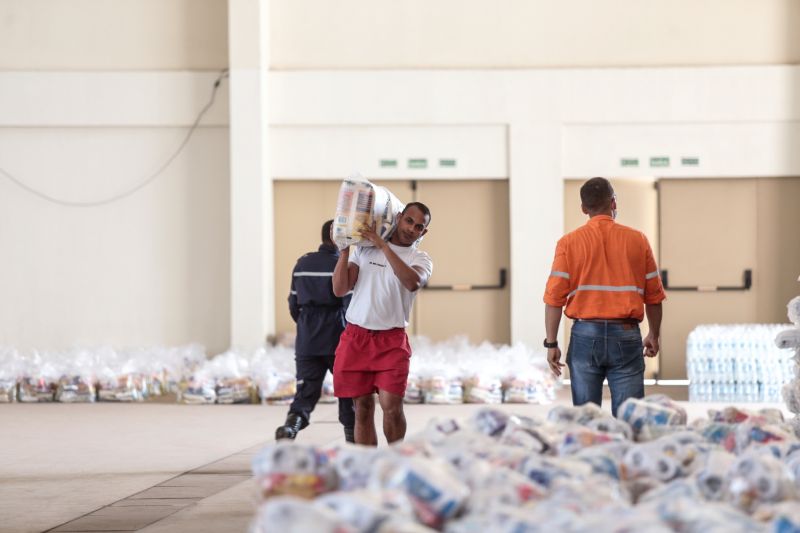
658,178,758,379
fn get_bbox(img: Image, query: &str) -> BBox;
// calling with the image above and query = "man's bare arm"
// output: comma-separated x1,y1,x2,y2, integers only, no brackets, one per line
545,304,565,376
643,303,662,357
332,248,358,297
360,224,424,292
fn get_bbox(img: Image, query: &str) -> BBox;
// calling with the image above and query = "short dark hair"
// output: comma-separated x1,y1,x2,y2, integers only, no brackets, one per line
402,202,432,225
321,219,334,244
580,177,614,213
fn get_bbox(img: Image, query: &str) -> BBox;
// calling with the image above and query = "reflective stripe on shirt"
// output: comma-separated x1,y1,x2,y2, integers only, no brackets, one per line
567,285,644,298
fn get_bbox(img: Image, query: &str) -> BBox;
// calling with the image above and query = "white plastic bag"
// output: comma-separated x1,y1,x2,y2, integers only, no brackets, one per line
333,175,404,249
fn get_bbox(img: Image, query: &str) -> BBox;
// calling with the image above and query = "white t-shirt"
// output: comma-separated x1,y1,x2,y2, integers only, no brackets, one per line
346,243,433,330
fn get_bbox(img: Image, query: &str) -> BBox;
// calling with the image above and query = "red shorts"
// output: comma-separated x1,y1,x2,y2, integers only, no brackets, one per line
333,324,411,398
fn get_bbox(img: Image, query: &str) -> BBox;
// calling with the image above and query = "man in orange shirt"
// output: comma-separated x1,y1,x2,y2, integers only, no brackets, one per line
543,177,666,416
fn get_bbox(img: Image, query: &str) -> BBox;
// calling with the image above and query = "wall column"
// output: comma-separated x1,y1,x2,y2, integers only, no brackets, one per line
508,122,563,346
228,0,274,347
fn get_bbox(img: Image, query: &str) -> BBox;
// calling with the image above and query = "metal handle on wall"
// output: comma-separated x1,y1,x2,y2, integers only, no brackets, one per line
660,269,752,292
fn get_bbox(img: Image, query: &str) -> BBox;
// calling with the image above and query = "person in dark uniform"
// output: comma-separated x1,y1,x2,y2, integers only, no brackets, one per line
275,220,356,442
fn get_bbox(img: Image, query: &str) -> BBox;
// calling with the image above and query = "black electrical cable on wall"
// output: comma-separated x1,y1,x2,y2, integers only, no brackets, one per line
0,69,229,208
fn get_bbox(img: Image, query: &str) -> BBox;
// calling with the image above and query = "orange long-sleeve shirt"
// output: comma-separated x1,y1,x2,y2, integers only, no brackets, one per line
543,215,666,321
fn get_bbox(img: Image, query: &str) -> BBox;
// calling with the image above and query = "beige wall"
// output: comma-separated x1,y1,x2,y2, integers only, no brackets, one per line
271,0,800,69
0,127,231,353
0,0,228,70
2,1,797,70
756,178,800,323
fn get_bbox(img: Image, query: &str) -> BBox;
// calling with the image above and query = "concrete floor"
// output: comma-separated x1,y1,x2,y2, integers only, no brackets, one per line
0,386,790,533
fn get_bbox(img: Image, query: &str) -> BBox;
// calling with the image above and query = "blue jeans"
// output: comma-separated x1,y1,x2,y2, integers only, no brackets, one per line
566,320,645,417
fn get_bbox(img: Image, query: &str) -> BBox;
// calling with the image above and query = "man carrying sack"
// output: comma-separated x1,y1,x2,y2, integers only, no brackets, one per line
332,202,433,445
543,177,666,417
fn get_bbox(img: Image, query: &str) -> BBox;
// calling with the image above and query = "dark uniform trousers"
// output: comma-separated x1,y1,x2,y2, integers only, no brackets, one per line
287,243,355,430
289,355,355,429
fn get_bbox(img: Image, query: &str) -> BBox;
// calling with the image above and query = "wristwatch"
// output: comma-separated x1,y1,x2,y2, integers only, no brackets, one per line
543,338,558,349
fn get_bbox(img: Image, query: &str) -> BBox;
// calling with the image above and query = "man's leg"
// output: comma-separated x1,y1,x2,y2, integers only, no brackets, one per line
377,389,406,443
606,325,646,417
353,393,378,446
567,322,606,409
276,356,326,440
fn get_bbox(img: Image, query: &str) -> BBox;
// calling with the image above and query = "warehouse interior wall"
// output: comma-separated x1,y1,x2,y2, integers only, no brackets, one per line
270,0,800,69
0,0,228,70
2,1,798,71
1,0,799,356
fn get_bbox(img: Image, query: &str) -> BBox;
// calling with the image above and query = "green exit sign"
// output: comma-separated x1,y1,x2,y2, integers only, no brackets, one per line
379,159,397,168
681,157,700,167
650,156,670,168
620,158,639,168
408,158,428,169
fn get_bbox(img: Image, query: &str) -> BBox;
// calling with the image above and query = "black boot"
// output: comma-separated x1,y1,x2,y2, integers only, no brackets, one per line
343,426,355,444
275,413,308,441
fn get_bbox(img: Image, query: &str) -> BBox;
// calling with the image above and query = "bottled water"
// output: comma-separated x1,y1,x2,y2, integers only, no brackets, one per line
687,324,794,403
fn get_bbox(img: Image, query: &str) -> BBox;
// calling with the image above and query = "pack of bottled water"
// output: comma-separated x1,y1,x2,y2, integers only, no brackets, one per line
687,324,795,403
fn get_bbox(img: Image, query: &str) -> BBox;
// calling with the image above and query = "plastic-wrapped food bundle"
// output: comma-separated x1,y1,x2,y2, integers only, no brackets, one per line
253,443,339,499
574,442,629,481
216,377,256,404
465,408,510,438
498,343,557,404
499,416,555,455
727,452,797,512
462,374,502,404
325,444,381,492
319,373,336,404
709,406,785,425
368,455,469,529
459,459,547,513
404,374,424,404
0,348,23,402
0,379,16,403
788,296,800,327
250,398,800,532
316,489,419,532
557,426,622,456
251,346,297,405
18,351,61,402
586,416,634,441
548,402,606,425
783,380,800,415
333,175,405,250
55,376,95,402
18,376,56,402
179,376,217,404
251,496,352,533
648,495,762,533
422,376,463,405
623,442,684,482
617,397,685,441
97,371,145,402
